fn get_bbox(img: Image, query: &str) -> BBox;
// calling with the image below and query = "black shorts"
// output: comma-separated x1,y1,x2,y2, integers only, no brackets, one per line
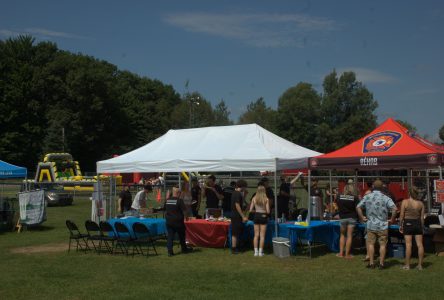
403,219,423,235
231,218,243,236
254,213,269,225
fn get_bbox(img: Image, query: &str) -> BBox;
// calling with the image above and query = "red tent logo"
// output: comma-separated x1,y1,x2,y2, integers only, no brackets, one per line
427,154,438,165
363,131,402,153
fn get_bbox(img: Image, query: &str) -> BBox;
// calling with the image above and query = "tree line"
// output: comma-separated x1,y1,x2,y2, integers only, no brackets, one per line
1,36,442,171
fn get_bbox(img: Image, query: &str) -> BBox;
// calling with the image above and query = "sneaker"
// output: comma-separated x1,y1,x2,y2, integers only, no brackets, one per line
377,264,385,270
366,263,375,269
401,265,410,270
231,248,239,255
254,252,259,257
258,253,264,257
416,265,423,270
168,252,174,257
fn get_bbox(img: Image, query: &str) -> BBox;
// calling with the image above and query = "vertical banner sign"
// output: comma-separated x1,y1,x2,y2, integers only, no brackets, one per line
19,190,46,225
435,180,444,203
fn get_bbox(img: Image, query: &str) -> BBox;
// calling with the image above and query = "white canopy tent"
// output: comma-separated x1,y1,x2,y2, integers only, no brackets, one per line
97,123,321,234
97,124,321,173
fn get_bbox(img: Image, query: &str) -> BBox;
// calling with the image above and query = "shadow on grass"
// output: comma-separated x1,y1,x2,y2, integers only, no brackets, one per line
26,225,55,232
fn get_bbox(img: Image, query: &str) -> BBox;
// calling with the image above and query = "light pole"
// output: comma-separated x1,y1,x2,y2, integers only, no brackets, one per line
188,96,200,127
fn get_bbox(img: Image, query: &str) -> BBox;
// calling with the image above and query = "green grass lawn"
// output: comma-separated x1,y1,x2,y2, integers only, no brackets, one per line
1,196,444,300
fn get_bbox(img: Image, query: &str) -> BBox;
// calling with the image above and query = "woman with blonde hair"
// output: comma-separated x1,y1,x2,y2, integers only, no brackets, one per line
249,185,270,257
336,180,359,258
399,186,425,270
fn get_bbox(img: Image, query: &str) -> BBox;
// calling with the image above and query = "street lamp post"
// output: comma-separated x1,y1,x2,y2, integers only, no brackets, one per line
188,96,200,127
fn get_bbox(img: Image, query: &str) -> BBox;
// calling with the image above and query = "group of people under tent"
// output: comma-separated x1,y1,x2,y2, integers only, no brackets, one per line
116,174,426,270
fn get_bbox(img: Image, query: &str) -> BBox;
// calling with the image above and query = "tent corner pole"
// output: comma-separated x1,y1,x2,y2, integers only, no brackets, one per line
329,170,332,216
439,166,443,180
426,169,431,212
274,162,278,237
307,169,311,224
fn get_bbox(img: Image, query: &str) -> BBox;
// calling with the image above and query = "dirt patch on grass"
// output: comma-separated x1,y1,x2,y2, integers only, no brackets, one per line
11,243,68,254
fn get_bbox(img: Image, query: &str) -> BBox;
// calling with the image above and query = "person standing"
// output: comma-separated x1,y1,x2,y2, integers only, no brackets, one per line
131,184,152,211
249,185,270,257
203,175,224,209
118,185,132,213
165,187,192,256
230,179,249,254
336,182,359,258
356,180,397,269
277,176,291,219
190,178,202,217
399,186,425,270
222,181,236,218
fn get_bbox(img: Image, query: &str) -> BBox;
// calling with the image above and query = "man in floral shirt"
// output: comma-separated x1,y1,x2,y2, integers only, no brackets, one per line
357,179,397,269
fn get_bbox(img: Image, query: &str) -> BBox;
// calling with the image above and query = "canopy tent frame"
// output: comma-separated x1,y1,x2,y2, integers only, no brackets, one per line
97,123,321,235
309,118,444,211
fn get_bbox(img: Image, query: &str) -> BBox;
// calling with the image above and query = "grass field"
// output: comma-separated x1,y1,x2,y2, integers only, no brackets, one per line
1,194,444,300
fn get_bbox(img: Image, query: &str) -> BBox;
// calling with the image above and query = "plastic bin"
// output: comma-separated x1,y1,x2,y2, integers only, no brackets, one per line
272,237,291,258
389,243,405,258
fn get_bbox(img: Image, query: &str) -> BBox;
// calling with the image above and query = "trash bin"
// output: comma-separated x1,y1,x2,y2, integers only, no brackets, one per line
272,237,290,258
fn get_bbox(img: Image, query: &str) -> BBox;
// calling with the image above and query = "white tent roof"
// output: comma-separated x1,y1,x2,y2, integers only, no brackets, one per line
97,124,321,173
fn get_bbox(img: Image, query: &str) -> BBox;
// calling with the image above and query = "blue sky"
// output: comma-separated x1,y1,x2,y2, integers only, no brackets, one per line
1,0,443,139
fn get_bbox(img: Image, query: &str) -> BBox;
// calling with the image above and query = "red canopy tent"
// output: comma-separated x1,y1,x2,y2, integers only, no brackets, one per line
309,118,444,170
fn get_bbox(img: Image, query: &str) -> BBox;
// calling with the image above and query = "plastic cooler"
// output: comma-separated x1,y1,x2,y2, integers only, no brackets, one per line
272,237,291,258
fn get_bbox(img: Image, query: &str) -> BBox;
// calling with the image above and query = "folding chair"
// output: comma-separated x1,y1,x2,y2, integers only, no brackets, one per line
114,222,137,256
99,221,117,254
132,222,158,257
66,220,90,253
85,220,113,254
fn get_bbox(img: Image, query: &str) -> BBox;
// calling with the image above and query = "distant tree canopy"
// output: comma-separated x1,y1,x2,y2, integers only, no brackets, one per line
440,124,444,143
0,36,228,170
2,36,436,172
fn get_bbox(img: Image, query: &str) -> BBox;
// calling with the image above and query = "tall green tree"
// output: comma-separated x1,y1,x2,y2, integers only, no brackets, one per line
238,97,277,132
318,70,378,152
213,100,232,126
396,119,417,133
0,36,58,168
439,124,444,143
276,83,321,148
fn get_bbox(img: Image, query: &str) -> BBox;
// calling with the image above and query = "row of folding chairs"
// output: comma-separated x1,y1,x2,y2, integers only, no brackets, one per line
66,219,160,257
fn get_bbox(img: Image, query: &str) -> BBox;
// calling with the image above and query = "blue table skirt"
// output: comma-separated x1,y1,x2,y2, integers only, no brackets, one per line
228,220,339,253
279,221,340,254
108,217,166,238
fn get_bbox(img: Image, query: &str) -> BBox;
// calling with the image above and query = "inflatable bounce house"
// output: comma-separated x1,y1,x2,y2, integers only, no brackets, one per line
30,153,121,191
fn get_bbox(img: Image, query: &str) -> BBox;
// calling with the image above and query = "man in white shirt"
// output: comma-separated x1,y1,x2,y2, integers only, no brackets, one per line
131,184,153,211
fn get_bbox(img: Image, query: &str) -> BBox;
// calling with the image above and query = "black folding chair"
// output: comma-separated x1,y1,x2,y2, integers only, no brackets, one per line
66,220,90,253
85,220,113,254
114,222,137,256
132,222,158,257
99,221,117,254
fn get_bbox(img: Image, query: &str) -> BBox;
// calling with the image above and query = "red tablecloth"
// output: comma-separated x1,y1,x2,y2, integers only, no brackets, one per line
185,219,230,248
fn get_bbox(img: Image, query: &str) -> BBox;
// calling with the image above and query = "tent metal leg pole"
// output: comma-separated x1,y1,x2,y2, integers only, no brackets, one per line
439,166,443,180
307,170,311,224
426,169,431,212
274,166,278,237
329,170,332,216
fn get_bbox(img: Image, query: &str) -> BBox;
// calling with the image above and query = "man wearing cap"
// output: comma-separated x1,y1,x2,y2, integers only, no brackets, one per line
356,179,397,269
131,184,153,211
